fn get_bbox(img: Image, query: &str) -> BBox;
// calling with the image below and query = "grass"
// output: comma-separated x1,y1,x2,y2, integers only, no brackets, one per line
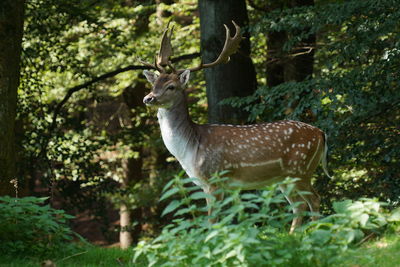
1,234,400,267
0,246,135,267
341,233,400,267
1,231,400,267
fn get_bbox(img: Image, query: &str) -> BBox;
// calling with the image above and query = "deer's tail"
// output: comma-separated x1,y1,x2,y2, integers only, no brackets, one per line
321,133,332,178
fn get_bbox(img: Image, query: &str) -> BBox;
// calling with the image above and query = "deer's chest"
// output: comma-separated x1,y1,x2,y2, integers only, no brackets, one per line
158,114,199,178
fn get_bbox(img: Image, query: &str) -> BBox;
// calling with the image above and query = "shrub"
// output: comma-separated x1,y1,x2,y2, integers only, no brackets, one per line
0,196,76,257
133,175,400,267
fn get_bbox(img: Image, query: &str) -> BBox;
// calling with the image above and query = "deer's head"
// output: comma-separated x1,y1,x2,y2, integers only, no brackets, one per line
142,21,243,109
143,70,190,108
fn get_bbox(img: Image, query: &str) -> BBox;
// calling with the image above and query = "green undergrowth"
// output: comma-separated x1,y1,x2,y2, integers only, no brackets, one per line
0,247,134,267
1,235,400,267
133,175,400,267
0,233,398,267
2,177,400,266
0,196,77,258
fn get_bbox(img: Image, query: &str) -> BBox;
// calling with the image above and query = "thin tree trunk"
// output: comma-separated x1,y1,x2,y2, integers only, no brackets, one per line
119,201,132,249
119,156,132,249
0,0,25,195
199,0,257,124
119,154,144,249
118,83,147,248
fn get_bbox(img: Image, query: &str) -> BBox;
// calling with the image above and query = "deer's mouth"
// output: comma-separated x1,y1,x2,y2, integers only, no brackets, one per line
143,94,158,106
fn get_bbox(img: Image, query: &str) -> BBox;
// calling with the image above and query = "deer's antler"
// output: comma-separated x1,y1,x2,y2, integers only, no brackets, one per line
180,20,244,73
139,21,243,74
157,23,174,68
138,22,174,73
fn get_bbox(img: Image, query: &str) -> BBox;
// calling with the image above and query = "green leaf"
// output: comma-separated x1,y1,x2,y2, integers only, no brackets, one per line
190,191,213,200
359,213,369,227
333,200,352,214
159,187,179,202
205,230,219,243
310,229,332,245
342,229,356,244
162,179,176,193
174,205,197,216
388,208,400,222
161,200,182,217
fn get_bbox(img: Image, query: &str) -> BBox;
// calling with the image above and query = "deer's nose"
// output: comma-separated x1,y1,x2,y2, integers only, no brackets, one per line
143,94,156,105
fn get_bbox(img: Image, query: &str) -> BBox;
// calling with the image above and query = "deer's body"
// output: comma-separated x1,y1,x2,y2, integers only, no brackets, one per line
157,91,326,193
141,21,330,232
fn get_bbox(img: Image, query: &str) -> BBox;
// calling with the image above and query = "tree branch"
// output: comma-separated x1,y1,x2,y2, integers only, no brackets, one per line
49,52,201,133
41,52,201,158
288,47,314,58
49,64,149,133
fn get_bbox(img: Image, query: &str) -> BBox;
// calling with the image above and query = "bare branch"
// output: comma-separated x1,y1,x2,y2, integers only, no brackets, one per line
49,64,150,133
288,47,314,58
50,52,200,131
40,52,201,158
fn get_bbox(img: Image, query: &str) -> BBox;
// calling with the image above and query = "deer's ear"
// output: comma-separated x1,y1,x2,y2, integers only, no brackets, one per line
179,70,191,86
143,70,159,84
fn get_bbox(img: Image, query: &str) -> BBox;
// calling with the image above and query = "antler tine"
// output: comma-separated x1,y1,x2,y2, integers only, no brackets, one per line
137,57,164,72
137,57,156,70
154,55,165,73
137,22,175,73
167,61,176,73
157,22,174,69
181,20,243,73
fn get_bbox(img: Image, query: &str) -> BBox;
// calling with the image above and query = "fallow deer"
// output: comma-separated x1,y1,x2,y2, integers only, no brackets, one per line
141,21,331,232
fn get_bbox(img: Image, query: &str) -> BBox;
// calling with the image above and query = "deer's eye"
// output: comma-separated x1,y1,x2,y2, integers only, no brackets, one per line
166,85,175,90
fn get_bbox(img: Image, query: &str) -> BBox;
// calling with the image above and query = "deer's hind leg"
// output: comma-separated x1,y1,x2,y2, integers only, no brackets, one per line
280,185,313,233
295,182,320,221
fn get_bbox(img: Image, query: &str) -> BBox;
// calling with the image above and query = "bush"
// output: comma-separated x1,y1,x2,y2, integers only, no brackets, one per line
0,196,76,257
133,175,400,267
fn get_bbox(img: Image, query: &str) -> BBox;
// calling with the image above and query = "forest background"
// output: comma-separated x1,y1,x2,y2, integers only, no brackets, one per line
0,0,399,250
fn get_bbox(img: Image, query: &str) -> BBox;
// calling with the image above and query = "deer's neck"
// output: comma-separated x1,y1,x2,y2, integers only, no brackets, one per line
157,93,199,173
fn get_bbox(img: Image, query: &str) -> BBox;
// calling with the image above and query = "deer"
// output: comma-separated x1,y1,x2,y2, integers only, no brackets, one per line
141,21,331,232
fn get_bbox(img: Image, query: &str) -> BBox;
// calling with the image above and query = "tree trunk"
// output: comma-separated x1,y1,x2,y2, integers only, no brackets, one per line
119,155,143,249
0,0,25,195
119,83,147,248
199,0,257,124
119,202,132,249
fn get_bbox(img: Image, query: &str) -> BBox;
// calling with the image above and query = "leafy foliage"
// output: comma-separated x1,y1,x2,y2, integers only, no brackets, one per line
14,0,400,247
18,0,204,239
133,176,400,266
0,196,76,257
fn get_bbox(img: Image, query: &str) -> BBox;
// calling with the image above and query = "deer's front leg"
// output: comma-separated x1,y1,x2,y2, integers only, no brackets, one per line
203,185,224,223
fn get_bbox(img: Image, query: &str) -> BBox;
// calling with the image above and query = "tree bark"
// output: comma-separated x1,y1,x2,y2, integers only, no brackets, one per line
119,157,133,250
119,202,132,249
119,150,145,249
199,0,257,124
119,83,146,248
0,0,25,195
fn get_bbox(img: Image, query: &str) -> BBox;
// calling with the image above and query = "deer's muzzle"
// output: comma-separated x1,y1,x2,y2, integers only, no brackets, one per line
143,94,157,105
